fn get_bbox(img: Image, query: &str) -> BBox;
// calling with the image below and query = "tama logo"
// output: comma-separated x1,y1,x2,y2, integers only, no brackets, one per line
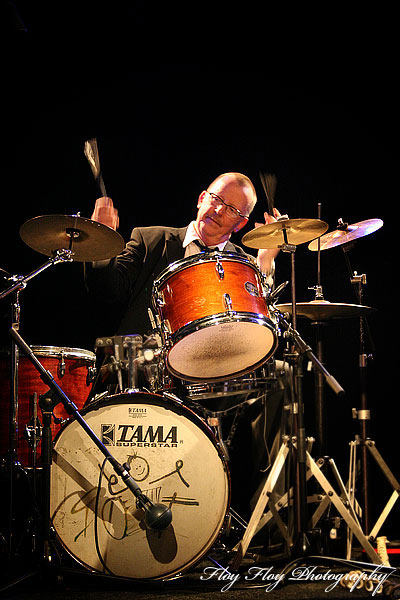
101,423,179,447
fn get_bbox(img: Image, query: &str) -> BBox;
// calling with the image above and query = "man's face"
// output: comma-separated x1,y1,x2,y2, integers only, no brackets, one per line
195,178,252,244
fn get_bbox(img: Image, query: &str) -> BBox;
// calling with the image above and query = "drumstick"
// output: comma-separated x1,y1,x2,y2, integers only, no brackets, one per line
259,171,277,216
84,138,108,197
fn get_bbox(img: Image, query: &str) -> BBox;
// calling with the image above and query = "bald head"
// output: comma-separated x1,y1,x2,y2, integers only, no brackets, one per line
207,172,257,216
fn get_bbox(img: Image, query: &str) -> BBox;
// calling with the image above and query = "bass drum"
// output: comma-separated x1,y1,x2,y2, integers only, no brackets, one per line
50,392,230,580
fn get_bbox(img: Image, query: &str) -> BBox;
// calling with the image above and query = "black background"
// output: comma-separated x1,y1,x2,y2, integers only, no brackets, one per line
2,4,398,536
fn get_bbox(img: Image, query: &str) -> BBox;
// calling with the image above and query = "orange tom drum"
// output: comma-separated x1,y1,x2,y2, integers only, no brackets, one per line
0,345,96,466
152,252,278,382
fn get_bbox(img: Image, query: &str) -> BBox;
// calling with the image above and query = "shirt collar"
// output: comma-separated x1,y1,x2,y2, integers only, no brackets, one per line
183,221,228,251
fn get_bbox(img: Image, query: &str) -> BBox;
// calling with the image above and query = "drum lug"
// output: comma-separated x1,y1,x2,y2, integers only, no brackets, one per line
162,319,172,336
154,289,165,308
87,366,97,385
215,256,224,280
223,293,233,311
57,352,66,378
24,417,43,448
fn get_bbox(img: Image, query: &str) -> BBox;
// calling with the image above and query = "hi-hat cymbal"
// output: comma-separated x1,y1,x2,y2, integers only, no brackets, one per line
20,214,125,262
276,300,376,320
242,218,329,249
308,218,383,251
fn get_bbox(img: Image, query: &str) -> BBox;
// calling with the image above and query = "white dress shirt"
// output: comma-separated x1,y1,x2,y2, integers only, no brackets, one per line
183,221,228,257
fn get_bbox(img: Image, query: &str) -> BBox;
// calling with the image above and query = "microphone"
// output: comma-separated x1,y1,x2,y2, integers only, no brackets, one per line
267,280,289,304
119,463,172,530
143,502,173,530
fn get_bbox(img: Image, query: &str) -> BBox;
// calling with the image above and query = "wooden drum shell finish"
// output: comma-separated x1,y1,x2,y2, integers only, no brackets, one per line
153,253,277,382
158,256,267,334
0,346,95,466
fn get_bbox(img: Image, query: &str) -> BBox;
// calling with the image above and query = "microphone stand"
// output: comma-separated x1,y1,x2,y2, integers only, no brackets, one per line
0,250,74,567
9,326,172,566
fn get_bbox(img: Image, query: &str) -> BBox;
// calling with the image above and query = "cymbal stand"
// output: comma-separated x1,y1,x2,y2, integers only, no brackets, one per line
233,221,342,567
0,249,74,564
278,235,310,556
341,246,399,551
348,257,372,535
230,307,387,569
308,202,328,457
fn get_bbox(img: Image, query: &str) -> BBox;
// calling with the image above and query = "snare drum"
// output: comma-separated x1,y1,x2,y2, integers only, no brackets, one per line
153,252,278,382
0,345,96,466
50,392,230,580
184,361,277,401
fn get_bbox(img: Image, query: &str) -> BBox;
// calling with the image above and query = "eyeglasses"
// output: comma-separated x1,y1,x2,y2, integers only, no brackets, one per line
206,191,249,220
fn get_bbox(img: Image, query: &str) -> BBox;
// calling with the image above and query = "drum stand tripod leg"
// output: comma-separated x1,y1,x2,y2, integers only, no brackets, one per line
230,439,383,570
357,440,400,542
305,451,381,564
230,439,290,569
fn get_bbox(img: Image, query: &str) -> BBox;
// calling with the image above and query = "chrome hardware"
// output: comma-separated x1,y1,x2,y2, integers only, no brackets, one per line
155,289,165,307
87,366,97,385
223,293,232,311
57,352,66,378
215,256,224,280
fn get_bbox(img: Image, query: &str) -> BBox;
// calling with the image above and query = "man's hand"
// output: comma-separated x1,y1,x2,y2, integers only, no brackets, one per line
256,208,284,275
91,197,119,230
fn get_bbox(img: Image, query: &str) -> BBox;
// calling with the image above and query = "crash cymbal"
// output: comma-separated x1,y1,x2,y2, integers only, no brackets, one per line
20,214,125,262
308,218,383,251
242,218,329,249
276,300,376,320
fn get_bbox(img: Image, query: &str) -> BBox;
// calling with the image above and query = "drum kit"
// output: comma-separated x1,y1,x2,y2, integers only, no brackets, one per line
0,208,391,585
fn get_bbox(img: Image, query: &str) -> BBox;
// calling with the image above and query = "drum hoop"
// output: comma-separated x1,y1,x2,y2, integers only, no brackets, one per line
51,391,231,580
51,390,231,580
30,345,96,361
169,311,276,345
153,251,260,291
166,313,278,382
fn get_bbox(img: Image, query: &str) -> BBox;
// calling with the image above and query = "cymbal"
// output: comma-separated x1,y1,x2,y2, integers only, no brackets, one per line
20,215,125,262
308,218,383,251
276,300,376,320
242,218,329,249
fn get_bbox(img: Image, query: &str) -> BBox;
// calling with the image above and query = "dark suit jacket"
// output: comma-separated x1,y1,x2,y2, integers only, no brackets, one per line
86,225,252,336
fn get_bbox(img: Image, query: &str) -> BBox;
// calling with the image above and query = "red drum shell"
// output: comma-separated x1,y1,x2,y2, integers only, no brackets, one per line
0,346,95,466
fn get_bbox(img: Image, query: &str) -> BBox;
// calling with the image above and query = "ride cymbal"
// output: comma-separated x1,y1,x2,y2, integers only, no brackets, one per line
242,218,329,249
276,300,376,320
308,218,383,251
20,214,125,262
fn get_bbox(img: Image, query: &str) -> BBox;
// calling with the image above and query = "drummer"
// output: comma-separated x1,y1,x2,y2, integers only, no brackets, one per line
85,171,290,524
86,172,280,336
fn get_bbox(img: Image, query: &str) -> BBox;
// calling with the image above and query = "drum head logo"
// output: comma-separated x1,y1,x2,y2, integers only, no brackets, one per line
101,423,115,445
100,423,179,447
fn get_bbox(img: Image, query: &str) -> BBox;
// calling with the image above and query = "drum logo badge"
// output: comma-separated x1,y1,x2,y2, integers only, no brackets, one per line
101,423,179,447
244,281,260,297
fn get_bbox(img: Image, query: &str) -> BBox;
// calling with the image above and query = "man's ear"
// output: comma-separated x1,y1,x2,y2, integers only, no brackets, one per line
197,190,207,208
233,217,248,233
